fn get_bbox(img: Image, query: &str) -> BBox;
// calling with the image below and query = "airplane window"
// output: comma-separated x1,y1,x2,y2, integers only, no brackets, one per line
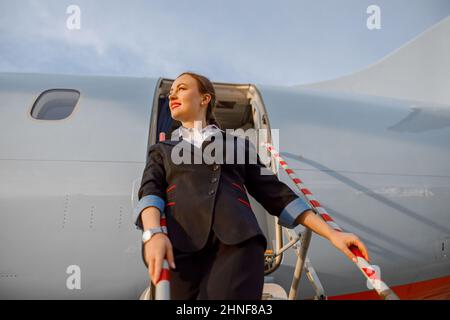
31,89,80,120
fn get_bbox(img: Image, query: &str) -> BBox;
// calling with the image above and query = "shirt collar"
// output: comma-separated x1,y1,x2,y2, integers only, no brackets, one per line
171,124,222,142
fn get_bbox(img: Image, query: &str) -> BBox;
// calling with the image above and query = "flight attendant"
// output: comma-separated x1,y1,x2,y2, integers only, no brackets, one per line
134,72,370,300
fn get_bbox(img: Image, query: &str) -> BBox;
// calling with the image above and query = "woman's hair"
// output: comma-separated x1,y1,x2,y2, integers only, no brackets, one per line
176,71,221,128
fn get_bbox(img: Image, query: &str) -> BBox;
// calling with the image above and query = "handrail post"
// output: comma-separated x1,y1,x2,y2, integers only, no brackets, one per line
288,228,312,300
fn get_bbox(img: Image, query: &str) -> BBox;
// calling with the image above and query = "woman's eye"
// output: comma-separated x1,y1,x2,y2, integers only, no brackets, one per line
169,87,185,95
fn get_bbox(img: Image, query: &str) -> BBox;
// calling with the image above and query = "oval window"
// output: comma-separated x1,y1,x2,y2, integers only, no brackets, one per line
31,89,80,120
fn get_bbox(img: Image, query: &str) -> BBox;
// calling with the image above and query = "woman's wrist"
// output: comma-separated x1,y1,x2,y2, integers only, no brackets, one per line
145,232,168,245
141,206,162,230
325,228,339,242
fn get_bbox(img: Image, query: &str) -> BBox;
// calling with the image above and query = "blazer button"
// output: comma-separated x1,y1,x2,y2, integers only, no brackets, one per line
211,177,218,183
212,164,219,171
208,189,215,195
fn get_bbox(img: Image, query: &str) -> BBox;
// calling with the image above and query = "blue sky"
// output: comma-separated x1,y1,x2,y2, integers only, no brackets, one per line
0,0,449,85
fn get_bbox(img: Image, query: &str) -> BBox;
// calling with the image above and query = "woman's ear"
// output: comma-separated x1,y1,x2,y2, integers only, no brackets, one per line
202,94,211,106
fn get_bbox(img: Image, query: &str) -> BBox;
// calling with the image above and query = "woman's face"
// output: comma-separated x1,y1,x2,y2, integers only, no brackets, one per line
168,74,210,123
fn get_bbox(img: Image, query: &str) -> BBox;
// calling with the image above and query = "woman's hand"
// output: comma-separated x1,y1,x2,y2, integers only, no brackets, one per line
328,230,370,263
144,233,176,286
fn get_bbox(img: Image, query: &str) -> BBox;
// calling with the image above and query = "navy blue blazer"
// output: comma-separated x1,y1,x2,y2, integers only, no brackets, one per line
134,130,312,253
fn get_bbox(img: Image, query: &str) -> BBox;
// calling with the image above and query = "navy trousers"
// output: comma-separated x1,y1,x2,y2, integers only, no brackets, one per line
170,229,266,300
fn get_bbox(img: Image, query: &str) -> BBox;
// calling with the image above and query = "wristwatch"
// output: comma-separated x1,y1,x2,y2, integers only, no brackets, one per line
142,226,166,244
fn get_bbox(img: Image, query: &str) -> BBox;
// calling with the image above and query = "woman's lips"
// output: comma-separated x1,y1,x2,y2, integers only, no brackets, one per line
171,103,181,110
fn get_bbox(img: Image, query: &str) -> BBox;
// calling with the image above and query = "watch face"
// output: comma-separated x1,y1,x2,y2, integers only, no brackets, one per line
142,230,151,243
